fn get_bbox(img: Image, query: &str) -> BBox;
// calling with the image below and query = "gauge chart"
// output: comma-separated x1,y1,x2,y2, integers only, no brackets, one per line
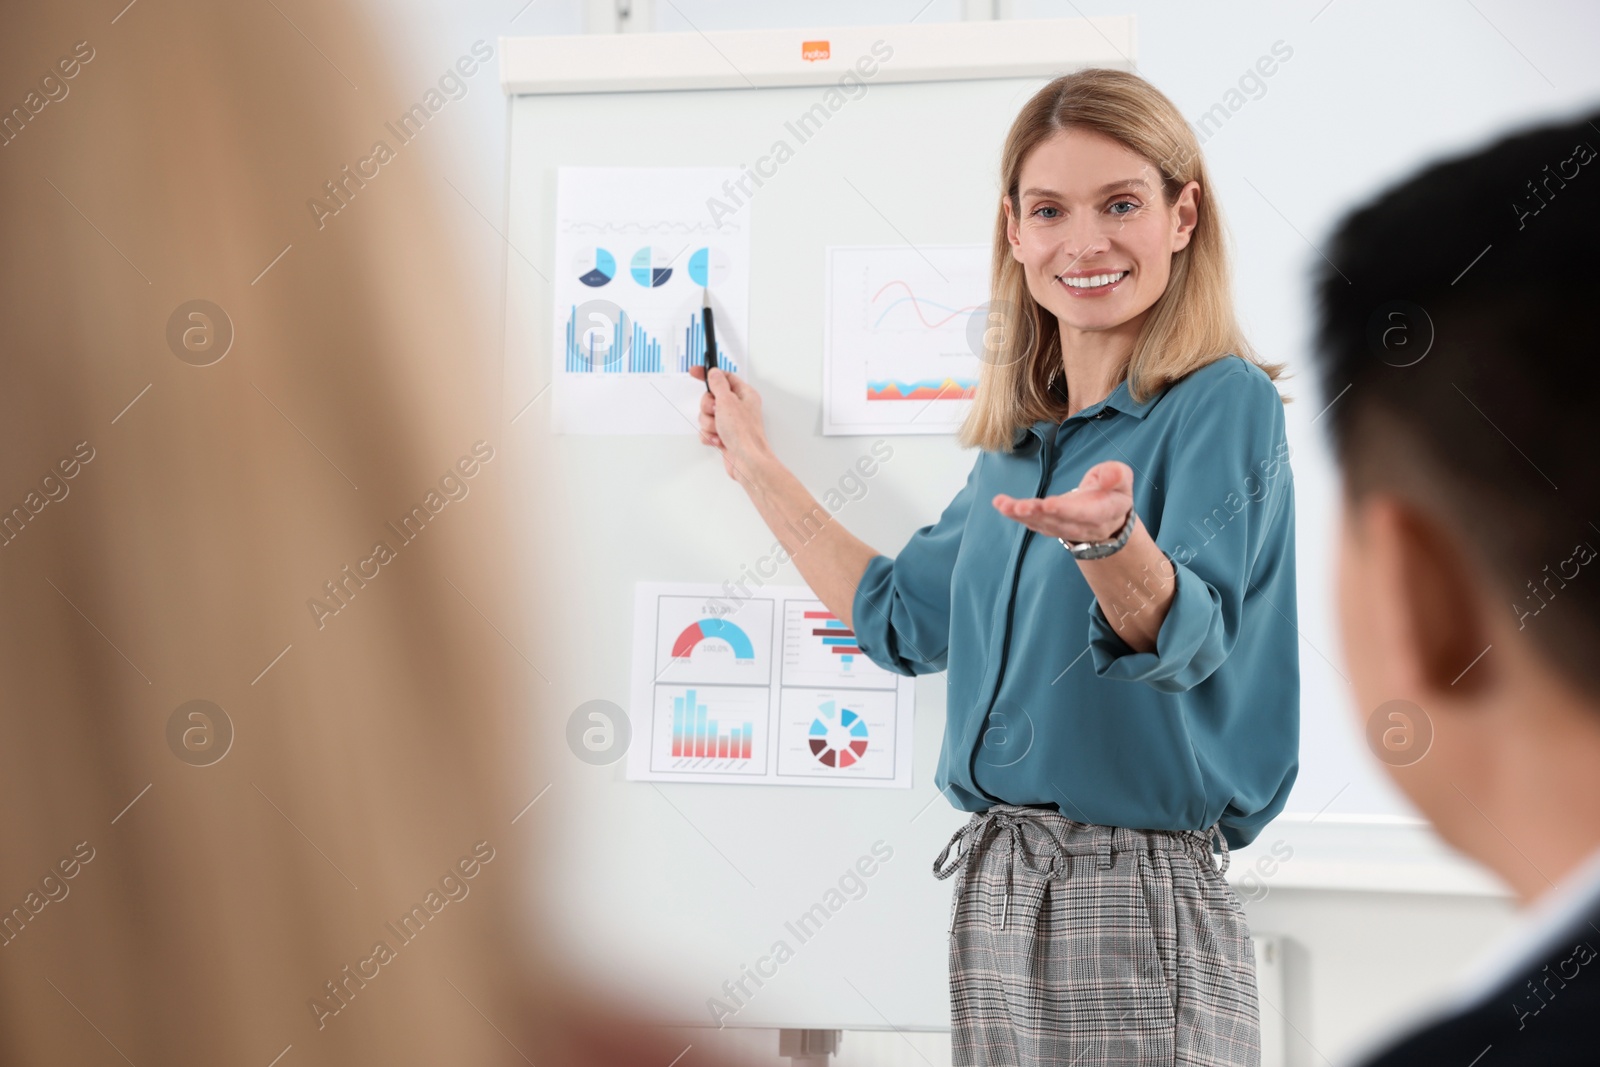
653,595,772,687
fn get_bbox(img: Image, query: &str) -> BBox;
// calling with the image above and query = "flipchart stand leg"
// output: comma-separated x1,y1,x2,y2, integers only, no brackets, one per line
778,1028,842,1065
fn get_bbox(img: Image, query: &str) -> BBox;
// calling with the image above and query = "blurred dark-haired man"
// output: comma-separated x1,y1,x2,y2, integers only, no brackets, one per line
1310,108,1600,1065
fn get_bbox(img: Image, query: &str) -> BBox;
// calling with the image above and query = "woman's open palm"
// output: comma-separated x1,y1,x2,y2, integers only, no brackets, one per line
992,460,1135,544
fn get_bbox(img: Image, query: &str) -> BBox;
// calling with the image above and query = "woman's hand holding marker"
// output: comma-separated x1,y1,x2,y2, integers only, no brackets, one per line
691,365,772,486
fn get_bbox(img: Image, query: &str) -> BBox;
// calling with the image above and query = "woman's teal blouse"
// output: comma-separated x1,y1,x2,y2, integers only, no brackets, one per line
851,354,1299,848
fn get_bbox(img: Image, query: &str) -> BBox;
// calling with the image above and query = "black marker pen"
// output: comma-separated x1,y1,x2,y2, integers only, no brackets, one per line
701,286,717,393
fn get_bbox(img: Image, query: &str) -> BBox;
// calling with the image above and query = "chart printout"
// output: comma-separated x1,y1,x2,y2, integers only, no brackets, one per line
552,167,751,434
626,581,915,788
823,244,990,436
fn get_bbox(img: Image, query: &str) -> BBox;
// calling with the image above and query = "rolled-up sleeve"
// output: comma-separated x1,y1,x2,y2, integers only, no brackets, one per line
851,456,981,676
1086,366,1291,692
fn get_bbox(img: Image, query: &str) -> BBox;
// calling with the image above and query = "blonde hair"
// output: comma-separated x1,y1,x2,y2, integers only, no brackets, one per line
958,68,1289,453
0,3,752,1064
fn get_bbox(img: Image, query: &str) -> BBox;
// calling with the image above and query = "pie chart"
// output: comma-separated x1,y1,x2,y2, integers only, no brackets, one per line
574,248,615,287
808,699,869,768
688,246,733,287
630,246,674,287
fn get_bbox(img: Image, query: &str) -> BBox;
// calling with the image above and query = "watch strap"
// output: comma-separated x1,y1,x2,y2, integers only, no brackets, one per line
1059,505,1135,560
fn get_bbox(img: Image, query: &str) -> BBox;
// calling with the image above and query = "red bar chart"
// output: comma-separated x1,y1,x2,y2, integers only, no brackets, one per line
670,688,755,759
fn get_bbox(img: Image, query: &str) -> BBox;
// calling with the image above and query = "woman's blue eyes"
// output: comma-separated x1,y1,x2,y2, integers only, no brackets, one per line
1029,200,1138,219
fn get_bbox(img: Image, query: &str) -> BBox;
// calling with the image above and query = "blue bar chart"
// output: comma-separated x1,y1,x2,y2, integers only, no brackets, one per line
563,305,661,373
677,308,736,373
564,304,738,376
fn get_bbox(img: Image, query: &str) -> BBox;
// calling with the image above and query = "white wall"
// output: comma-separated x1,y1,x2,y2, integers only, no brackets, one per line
360,0,1595,1061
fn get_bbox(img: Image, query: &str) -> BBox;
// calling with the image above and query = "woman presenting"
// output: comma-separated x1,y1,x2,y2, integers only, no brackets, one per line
691,67,1297,1067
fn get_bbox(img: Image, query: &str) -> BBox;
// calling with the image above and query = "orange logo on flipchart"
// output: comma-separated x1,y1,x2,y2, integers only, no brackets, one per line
801,40,830,62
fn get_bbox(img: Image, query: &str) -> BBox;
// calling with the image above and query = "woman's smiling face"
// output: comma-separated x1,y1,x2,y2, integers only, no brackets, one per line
1004,127,1199,338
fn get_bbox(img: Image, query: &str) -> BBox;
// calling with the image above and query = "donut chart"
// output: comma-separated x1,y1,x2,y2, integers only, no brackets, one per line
808,699,870,768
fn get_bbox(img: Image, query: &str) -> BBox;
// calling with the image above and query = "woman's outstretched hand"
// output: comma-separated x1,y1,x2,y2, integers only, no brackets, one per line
992,460,1135,544
690,365,772,485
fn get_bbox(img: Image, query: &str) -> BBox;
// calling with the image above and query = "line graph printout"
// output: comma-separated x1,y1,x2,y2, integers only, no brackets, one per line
823,244,991,436
551,167,751,434
628,581,914,787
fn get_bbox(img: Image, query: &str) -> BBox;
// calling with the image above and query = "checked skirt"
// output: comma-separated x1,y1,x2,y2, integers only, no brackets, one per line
933,805,1260,1067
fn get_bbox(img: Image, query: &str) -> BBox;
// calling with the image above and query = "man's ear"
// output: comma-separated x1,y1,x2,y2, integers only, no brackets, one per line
1373,493,1495,697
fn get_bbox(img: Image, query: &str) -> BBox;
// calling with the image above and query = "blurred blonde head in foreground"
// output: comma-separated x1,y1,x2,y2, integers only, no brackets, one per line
0,2,750,1063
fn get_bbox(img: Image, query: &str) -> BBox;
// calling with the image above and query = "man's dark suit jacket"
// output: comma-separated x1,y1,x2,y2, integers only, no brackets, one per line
1357,896,1600,1066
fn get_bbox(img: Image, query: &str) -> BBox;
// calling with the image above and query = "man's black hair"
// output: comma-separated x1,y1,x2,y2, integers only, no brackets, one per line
1311,106,1600,695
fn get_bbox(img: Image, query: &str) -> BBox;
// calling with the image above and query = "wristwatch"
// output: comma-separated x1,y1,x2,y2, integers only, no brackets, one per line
1058,503,1136,560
